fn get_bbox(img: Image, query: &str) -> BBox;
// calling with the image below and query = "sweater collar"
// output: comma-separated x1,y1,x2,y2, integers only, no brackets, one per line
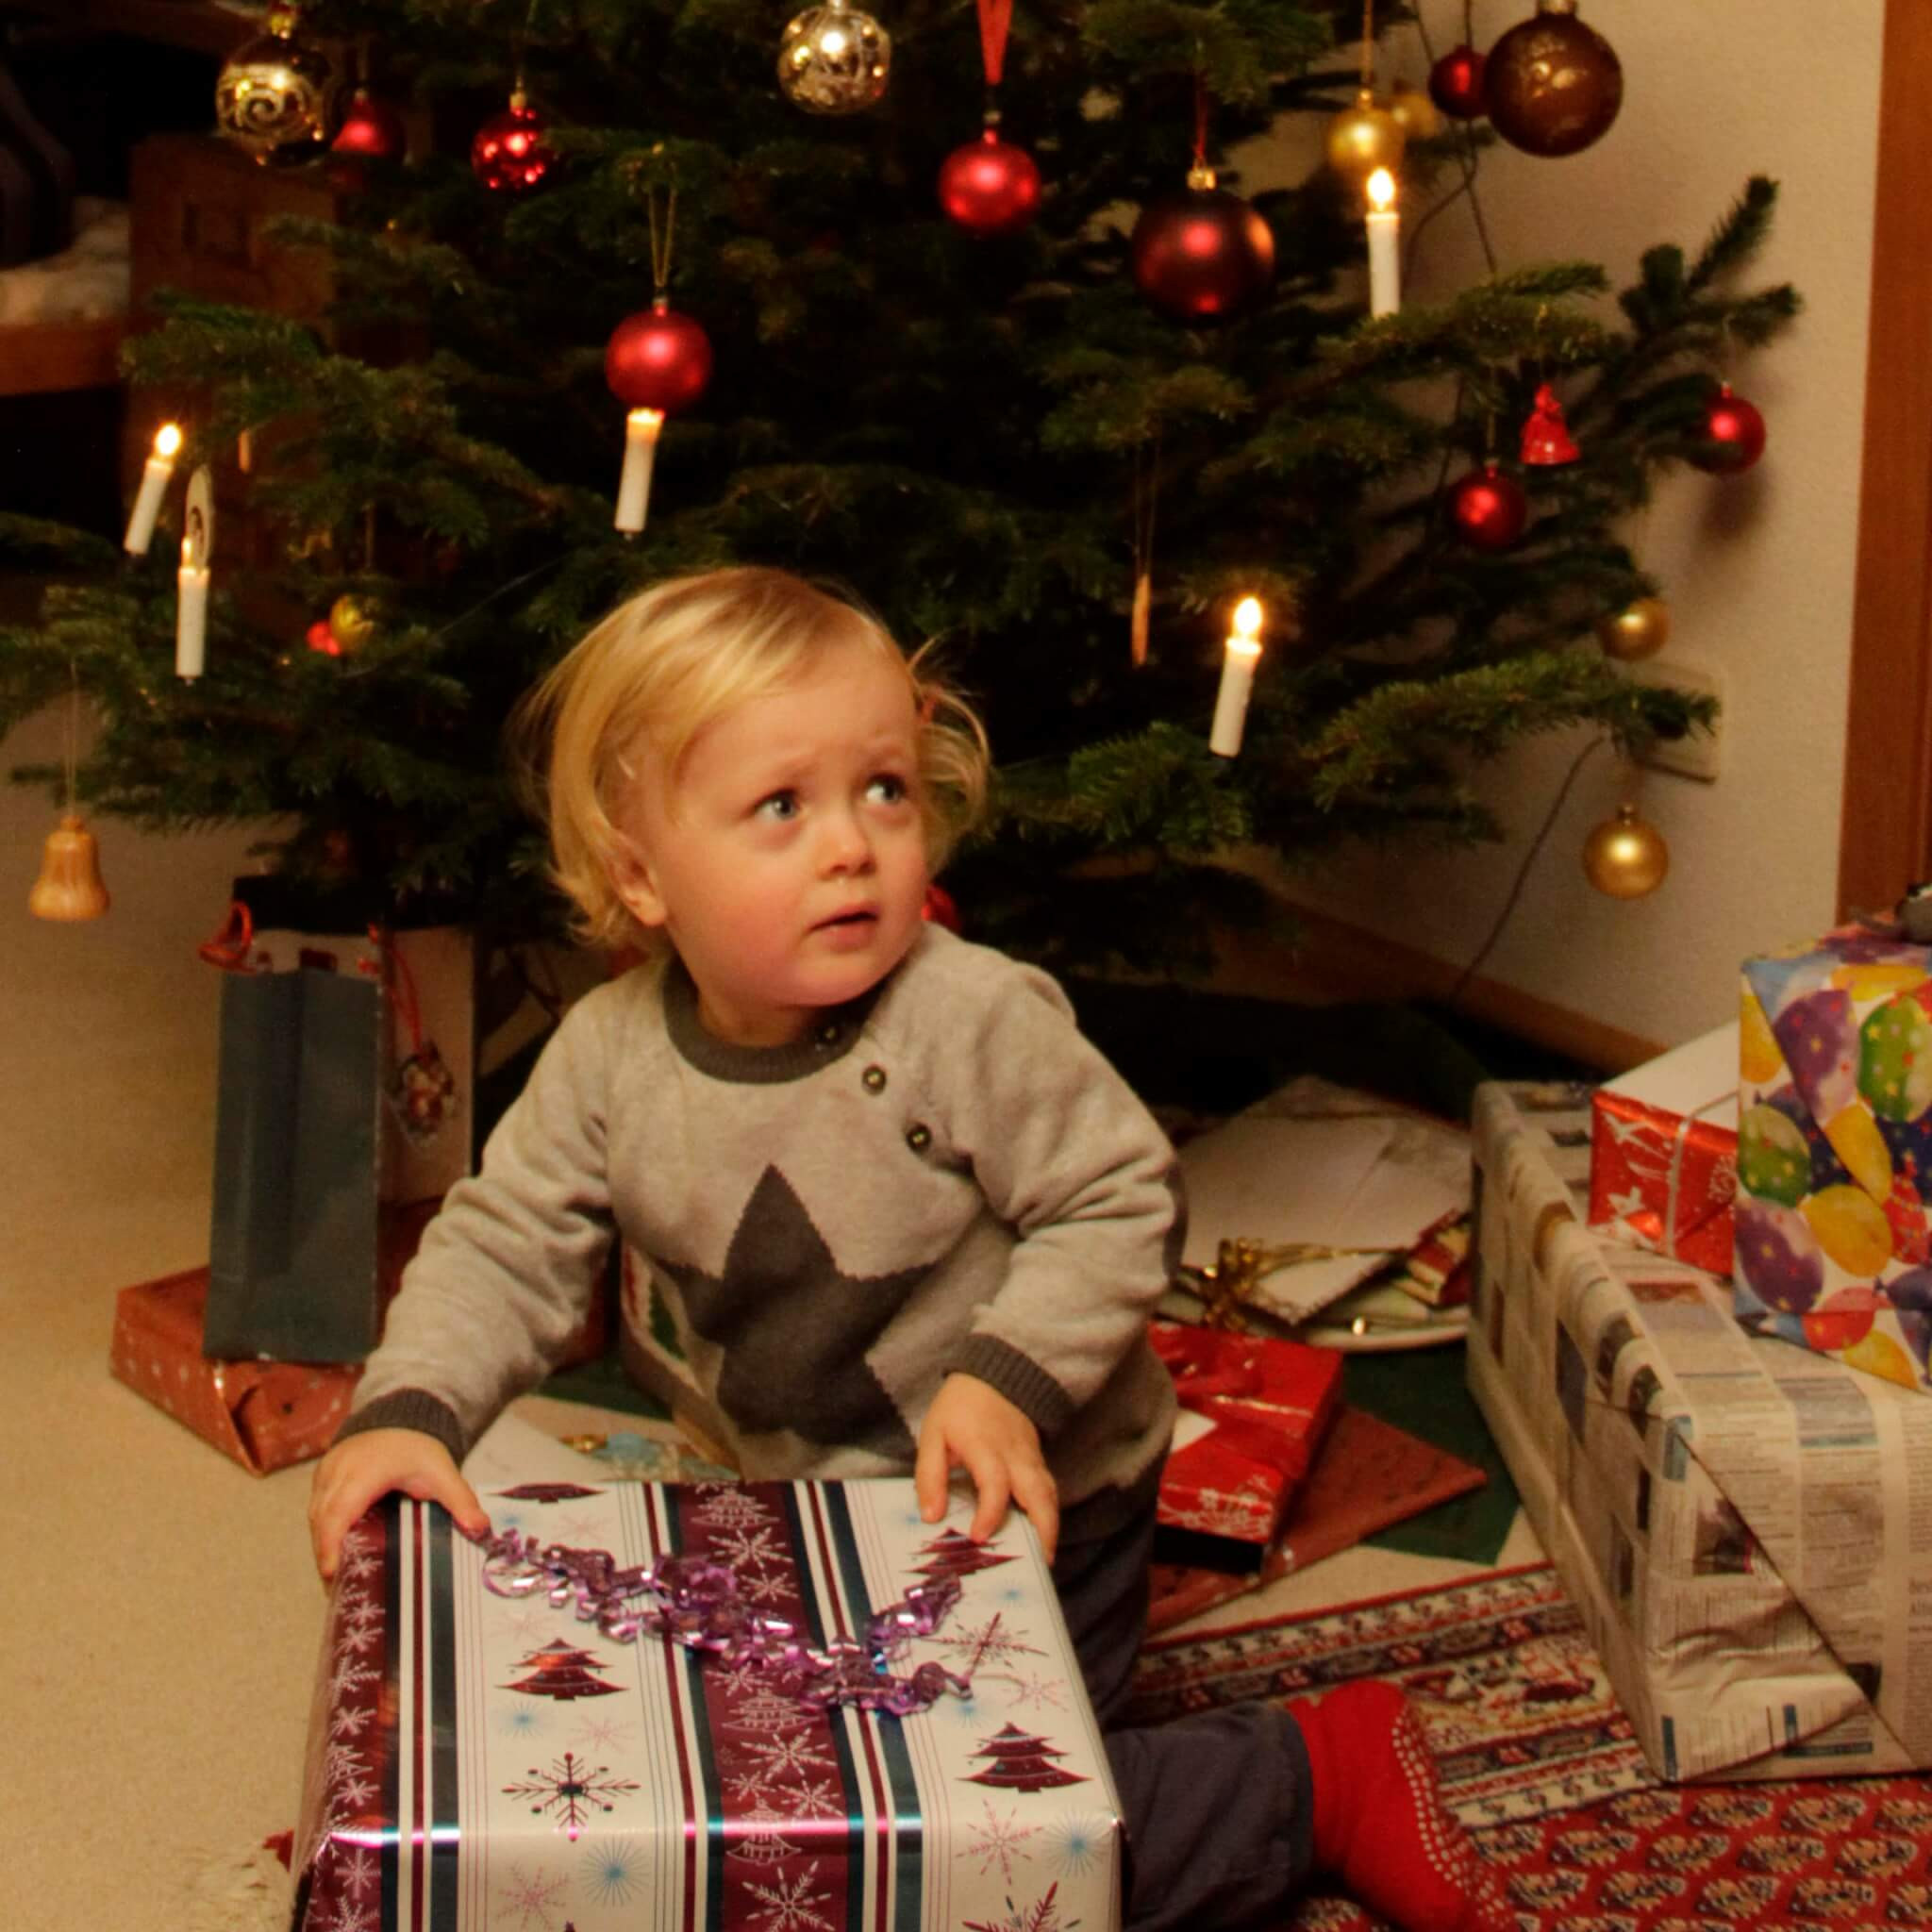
662,954,887,1084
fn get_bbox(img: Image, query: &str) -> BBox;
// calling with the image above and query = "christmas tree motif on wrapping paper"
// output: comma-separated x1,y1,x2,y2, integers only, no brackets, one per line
503,1641,624,1700
966,1724,1088,1792
964,1884,1072,1932
495,1481,603,1504
913,1527,1016,1585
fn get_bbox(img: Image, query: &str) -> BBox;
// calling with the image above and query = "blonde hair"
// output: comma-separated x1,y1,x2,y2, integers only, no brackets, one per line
512,566,990,952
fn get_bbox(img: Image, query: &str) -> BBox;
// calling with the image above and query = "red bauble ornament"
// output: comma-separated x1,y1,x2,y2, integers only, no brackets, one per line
939,128,1041,237
1129,177,1275,324
1520,382,1579,465
1427,44,1487,119
1450,463,1529,550
306,619,342,657
332,87,407,161
605,299,714,416
922,882,961,932
1690,382,1767,474
472,89,552,193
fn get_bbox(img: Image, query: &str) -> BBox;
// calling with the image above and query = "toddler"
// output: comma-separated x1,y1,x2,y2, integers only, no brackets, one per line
309,566,1505,1932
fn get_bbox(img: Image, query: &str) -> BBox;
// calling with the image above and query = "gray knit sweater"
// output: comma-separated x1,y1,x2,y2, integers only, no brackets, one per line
342,924,1183,1532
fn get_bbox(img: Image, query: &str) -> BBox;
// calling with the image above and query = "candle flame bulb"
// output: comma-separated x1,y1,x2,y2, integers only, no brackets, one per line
1364,170,1401,319
1210,596,1265,758
124,422,184,556
1366,168,1395,213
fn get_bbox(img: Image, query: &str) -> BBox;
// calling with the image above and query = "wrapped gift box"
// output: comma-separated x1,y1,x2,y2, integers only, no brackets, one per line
109,1269,359,1474
1737,928,1932,1394
1588,1024,1739,1275
1147,1320,1342,1571
294,1478,1124,1932
1471,1080,1932,1782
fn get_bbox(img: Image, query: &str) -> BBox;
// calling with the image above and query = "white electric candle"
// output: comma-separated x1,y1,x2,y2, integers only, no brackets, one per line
175,467,214,681
1366,168,1400,319
1208,596,1264,758
614,408,663,534
123,423,182,556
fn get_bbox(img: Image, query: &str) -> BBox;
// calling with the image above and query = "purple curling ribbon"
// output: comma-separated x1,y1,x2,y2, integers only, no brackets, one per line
471,1526,971,1717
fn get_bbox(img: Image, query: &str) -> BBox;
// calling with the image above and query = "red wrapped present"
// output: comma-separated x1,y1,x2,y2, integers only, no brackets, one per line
1588,1024,1740,1276
109,1269,361,1474
1148,1319,1343,1570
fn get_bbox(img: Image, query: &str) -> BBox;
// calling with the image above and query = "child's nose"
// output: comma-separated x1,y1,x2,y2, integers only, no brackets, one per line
819,808,874,874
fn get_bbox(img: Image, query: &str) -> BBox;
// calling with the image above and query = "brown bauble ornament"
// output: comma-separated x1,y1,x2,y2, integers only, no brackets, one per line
1582,803,1669,899
1325,89,1407,187
1485,0,1623,159
1596,595,1672,661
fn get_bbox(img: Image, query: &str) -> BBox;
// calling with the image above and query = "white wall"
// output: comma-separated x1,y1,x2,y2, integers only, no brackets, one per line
1274,0,1885,1048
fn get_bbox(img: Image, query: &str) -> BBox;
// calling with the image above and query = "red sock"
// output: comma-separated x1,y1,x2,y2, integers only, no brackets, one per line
1289,1681,1509,1932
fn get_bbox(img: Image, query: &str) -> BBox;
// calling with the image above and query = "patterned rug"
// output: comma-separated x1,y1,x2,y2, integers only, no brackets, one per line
1126,1561,1932,1930
1127,1561,1655,1827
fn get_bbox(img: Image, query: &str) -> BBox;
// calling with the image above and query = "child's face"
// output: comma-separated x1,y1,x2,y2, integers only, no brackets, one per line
610,637,932,1046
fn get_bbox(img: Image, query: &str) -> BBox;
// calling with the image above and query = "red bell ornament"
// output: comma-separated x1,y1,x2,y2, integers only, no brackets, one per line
1520,382,1579,465
1450,463,1529,550
606,300,714,535
1690,383,1767,474
1427,44,1487,119
472,87,553,193
1130,171,1275,324
332,87,406,161
939,128,1041,237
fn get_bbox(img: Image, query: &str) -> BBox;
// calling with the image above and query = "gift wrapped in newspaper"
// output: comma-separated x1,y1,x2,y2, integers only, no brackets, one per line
1471,1080,1932,1782
293,1477,1124,1932
1588,1024,1739,1275
1737,927,1932,1393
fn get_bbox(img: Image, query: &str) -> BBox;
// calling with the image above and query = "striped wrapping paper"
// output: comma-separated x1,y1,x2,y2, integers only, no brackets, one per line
293,1478,1123,1932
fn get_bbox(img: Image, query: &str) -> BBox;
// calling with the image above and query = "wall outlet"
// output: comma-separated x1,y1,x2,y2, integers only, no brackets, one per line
1630,656,1724,782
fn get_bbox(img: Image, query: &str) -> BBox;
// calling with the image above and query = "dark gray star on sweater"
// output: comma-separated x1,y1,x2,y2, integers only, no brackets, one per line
655,1164,926,1455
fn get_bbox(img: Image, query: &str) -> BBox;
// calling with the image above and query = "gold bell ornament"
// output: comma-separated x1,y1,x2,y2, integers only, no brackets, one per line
1582,802,1668,899
29,815,110,922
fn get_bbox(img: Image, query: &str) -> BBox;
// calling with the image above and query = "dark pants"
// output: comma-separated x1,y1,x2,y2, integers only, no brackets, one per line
1052,1494,1315,1932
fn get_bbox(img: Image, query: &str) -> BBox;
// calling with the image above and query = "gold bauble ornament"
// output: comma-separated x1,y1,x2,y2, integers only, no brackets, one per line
328,594,378,654
214,3,346,168
777,0,891,114
1596,595,1672,661
1388,83,1442,143
28,814,110,921
1325,89,1407,186
1582,803,1669,899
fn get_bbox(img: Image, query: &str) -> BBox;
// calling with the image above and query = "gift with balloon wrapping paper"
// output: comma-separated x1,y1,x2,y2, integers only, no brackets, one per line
1736,926,1932,1394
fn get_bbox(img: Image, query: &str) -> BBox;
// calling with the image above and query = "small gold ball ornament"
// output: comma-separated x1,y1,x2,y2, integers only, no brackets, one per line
1388,83,1443,143
777,0,891,114
1582,803,1669,899
214,2,346,168
1595,595,1672,661
1325,89,1407,187
328,594,378,655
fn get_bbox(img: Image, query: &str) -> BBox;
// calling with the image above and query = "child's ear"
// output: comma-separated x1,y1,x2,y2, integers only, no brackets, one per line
607,832,669,929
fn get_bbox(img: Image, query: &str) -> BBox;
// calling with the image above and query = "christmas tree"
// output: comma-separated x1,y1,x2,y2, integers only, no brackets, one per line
0,0,1796,972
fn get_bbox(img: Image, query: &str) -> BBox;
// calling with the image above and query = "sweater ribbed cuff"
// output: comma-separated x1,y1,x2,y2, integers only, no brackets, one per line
333,1388,468,1466
943,1335,1076,1438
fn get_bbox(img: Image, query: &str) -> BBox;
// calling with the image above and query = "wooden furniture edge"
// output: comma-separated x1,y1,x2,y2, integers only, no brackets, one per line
1211,903,1667,1074
1839,0,1932,918
0,314,125,397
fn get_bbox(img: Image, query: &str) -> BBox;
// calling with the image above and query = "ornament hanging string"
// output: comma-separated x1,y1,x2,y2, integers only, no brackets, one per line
1360,0,1376,89
647,184,678,300
1404,6,1496,274
1130,433,1160,668
1192,73,1210,175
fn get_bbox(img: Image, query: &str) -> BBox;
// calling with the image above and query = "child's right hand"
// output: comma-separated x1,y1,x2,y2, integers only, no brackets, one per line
308,1428,492,1583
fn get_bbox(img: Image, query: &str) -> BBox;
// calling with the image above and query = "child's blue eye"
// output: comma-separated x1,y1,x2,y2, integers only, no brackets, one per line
867,774,909,806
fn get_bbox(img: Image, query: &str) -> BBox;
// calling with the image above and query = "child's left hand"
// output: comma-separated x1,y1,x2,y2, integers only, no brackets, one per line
915,1373,1058,1563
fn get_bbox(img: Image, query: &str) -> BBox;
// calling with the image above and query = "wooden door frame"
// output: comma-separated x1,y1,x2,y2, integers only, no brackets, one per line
1840,0,1932,918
